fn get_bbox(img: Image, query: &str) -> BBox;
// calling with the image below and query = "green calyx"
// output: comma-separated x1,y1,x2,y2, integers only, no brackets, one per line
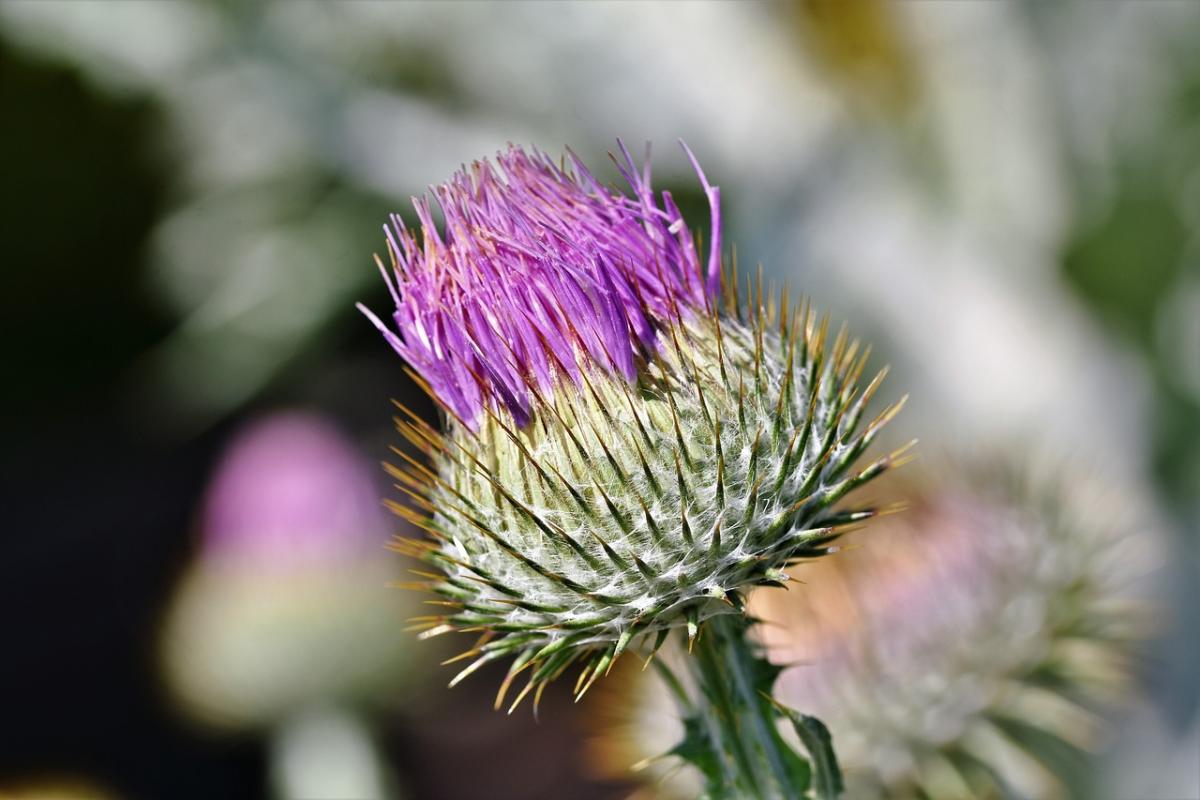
391,293,907,709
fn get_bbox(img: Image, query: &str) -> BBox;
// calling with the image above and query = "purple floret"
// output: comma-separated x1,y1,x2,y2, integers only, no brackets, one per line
359,141,721,428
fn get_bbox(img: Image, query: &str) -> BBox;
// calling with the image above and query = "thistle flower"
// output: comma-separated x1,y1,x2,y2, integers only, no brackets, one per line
360,143,905,711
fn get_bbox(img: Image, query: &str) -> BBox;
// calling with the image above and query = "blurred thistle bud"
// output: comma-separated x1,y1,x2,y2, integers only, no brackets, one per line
589,453,1159,799
360,142,906,710
160,411,418,729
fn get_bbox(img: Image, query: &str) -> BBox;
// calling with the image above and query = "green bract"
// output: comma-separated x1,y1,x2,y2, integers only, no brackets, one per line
393,294,905,707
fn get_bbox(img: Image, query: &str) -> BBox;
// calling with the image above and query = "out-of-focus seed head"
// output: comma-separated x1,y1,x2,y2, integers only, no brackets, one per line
759,456,1155,799
361,143,904,706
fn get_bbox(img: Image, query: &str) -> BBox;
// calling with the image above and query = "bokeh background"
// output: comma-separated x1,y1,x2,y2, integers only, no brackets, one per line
1,2,1197,799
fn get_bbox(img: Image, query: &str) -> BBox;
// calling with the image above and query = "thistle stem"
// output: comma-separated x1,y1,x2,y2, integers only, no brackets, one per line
683,614,810,799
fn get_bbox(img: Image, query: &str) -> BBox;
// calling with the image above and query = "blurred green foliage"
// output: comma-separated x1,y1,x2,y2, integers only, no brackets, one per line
1061,46,1200,514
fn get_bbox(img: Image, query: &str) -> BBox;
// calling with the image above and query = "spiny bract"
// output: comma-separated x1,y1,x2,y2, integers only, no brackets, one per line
361,143,906,708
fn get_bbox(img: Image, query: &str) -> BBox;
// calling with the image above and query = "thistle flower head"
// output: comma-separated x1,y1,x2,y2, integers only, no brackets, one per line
363,143,902,706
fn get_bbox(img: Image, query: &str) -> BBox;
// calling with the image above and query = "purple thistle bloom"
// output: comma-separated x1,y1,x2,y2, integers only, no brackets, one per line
358,142,720,427
372,141,902,728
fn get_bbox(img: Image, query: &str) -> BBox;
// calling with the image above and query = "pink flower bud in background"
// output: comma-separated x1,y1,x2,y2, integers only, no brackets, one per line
199,411,387,569
160,410,421,732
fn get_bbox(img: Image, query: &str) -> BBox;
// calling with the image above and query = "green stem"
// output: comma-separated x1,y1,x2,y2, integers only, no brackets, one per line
683,614,811,799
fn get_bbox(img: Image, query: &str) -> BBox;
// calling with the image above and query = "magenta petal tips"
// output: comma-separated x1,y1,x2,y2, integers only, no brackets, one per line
358,142,721,428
